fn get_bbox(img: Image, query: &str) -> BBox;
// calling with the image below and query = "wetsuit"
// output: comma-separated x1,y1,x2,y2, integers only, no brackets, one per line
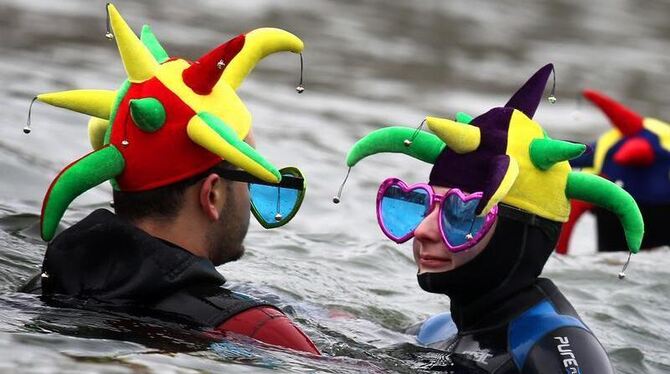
413,206,614,373
20,209,319,354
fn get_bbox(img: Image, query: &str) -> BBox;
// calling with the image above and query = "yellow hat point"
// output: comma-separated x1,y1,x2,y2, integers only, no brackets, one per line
107,3,158,83
37,90,116,119
222,28,304,90
426,116,481,154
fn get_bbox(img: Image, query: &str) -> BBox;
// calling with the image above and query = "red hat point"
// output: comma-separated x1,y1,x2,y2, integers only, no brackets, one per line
183,35,246,95
583,89,643,136
613,137,655,167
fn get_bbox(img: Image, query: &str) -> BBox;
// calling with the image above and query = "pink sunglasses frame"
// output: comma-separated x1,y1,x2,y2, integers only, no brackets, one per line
376,178,498,252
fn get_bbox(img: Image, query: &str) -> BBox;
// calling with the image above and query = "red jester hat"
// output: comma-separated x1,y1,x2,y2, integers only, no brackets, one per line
33,4,304,241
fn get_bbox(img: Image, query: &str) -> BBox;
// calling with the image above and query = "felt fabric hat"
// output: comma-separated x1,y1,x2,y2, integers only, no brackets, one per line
34,4,304,241
345,64,644,253
557,89,670,253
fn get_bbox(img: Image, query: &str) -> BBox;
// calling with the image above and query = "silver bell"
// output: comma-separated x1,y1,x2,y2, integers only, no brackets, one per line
547,95,557,104
216,60,226,70
23,126,31,134
295,85,305,94
105,32,114,40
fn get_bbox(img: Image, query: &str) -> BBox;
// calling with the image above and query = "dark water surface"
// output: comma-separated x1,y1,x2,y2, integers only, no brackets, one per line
1,0,669,372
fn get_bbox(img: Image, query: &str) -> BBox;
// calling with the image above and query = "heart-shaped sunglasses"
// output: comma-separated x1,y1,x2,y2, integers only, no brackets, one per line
376,178,497,252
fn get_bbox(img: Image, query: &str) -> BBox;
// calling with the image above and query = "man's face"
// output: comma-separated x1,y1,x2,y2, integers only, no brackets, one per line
207,178,250,266
206,131,257,266
412,185,497,274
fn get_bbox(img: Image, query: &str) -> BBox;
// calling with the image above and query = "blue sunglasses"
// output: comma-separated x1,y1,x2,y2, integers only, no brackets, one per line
215,167,306,228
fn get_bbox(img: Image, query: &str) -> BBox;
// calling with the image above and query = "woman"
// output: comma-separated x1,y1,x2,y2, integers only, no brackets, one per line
340,64,642,373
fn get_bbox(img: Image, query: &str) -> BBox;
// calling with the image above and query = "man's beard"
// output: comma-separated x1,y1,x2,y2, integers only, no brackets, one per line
206,189,250,266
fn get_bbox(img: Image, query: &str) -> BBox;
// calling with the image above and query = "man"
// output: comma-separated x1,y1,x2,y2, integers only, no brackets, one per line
341,64,643,372
21,4,318,355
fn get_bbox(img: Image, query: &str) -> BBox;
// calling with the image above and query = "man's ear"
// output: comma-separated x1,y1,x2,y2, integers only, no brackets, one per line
199,174,223,221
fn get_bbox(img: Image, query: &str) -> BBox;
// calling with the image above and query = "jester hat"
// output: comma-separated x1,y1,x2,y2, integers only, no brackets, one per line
345,64,644,253
557,89,670,253
34,4,304,241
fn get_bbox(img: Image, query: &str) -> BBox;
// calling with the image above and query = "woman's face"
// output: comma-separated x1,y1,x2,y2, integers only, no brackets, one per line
412,185,497,274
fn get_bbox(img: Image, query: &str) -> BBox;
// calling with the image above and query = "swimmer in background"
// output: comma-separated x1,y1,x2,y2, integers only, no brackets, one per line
558,89,670,254
340,64,643,372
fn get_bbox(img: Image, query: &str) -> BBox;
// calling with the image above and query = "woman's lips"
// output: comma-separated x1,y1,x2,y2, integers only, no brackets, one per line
419,254,452,268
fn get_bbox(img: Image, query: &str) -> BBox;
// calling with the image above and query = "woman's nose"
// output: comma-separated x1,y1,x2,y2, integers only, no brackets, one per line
414,205,441,242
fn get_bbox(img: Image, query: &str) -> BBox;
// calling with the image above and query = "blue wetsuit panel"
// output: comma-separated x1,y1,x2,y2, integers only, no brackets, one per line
416,311,458,346
508,300,587,370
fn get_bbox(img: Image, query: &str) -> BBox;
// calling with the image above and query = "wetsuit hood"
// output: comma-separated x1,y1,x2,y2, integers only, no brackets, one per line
417,211,562,331
41,209,225,304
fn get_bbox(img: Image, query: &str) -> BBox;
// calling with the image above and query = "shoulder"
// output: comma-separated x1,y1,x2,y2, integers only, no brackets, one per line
414,311,458,347
509,300,613,373
522,326,614,373
217,306,320,355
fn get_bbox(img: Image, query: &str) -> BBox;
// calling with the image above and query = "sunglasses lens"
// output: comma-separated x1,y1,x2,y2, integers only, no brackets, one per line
249,184,299,223
379,184,430,241
440,194,488,249
249,168,305,228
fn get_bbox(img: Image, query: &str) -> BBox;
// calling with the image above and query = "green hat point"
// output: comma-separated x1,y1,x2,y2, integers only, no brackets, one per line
346,127,446,167
530,138,586,171
41,145,125,241
140,24,170,63
197,112,281,181
565,171,643,253
455,112,474,124
129,97,166,133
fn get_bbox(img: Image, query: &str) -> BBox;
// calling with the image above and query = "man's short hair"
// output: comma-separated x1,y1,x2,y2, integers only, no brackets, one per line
113,162,232,222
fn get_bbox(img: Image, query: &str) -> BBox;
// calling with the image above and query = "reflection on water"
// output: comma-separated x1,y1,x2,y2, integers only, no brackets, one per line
1,0,669,372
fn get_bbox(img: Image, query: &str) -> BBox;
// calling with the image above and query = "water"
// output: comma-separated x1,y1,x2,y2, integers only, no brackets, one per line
1,0,670,372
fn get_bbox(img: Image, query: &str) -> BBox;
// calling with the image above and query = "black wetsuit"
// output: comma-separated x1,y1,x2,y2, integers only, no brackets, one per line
20,209,319,353
21,209,265,324
413,206,614,373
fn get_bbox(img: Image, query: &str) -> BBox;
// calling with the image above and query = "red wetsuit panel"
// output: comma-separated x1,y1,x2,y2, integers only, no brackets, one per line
217,306,320,355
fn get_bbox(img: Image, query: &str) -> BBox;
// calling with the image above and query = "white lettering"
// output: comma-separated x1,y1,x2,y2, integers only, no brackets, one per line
564,358,579,367
554,336,580,369
560,351,576,360
557,343,571,352
553,336,569,344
